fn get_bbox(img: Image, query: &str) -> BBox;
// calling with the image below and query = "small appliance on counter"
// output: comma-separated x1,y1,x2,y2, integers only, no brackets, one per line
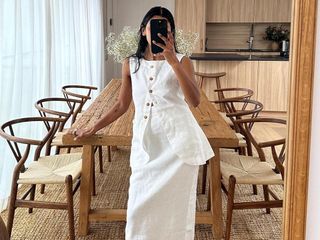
280,40,290,58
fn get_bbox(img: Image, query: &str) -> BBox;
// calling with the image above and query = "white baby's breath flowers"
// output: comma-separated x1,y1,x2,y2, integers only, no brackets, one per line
175,29,199,57
105,26,199,63
105,26,139,63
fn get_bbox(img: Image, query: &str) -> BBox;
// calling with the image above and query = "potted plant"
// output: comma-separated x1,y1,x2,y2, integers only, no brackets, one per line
264,25,290,50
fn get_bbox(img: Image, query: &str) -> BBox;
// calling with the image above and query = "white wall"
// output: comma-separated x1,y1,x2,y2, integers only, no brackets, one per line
306,2,320,240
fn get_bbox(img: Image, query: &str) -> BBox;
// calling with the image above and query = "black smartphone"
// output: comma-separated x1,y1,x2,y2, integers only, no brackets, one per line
150,19,168,54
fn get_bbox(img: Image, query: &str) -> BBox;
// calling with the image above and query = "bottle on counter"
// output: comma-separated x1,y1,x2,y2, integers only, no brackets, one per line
280,40,289,58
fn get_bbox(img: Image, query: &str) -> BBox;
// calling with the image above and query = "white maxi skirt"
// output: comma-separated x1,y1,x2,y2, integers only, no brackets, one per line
125,113,200,240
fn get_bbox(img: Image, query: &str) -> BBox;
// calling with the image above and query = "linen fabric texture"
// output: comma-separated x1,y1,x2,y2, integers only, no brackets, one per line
125,53,214,240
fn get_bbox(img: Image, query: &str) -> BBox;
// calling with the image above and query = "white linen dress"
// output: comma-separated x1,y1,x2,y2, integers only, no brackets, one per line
125,53,214,240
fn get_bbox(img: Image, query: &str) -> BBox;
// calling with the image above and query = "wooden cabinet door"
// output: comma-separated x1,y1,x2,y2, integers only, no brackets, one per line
207,0,255,23
192,60,258,102
256,61,290,111
207,0,292,23
254,0,292,22
229,0,254,22
206,0,230,22
277,0,292,22
254,0,278,22
175,0,206,52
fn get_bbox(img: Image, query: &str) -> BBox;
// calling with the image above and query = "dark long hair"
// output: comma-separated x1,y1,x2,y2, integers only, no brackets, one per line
131,6,178,73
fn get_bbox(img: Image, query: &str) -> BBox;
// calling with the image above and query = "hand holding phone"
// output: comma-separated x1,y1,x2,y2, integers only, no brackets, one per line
150,19,168,54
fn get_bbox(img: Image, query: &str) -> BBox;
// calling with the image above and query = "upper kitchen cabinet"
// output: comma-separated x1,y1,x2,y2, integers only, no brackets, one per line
206,0,229,22
254,0,292,22
206,0,292,23
207,0,254,22
278,0,292,22
175,0,206,52
229,0,255,22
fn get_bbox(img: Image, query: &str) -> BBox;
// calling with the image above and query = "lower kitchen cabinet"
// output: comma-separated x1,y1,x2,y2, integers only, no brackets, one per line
256,61,290,111
192,60,290,112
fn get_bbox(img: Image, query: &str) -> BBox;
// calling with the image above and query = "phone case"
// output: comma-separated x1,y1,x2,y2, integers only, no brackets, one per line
150,19,168,54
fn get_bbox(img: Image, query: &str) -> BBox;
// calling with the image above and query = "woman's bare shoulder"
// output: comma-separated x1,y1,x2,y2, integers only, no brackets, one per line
122,58,131,78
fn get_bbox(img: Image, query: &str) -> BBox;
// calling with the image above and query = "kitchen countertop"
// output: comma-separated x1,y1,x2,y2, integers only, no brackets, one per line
205,48,281,53
190,53,289,61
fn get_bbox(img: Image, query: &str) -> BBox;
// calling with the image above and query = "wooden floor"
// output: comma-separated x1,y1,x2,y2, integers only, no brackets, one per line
0,112,286,240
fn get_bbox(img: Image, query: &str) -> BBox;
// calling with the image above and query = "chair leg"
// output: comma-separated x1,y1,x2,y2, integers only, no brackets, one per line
253,184,258,195
92,158,96,196
108,146,112,162
55,146,61,155
202,162,208,194
238,147,246,155
263,185,271,214
0,214,9,240
207,187,211,211
98,146,103,173
7,183,18,238
65,175,75,240
28,185,36,213
200,76,204,89
40,184,46,194
225,176,236,240
221,182,228,194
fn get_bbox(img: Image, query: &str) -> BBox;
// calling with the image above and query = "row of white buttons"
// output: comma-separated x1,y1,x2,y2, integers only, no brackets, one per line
144,66,155,119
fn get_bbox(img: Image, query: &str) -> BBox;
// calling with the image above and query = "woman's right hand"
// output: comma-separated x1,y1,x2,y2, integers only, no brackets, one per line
71,127,96,141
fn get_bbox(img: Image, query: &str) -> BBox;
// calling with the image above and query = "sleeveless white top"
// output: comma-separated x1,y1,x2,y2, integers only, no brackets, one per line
129,53,214,165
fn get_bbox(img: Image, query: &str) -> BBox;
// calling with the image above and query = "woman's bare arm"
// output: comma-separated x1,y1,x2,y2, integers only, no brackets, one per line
74,58,132,139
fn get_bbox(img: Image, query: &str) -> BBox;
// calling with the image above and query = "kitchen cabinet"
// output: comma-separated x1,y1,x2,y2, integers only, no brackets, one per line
175,0,206,52
278,0,292,22
206,0,291,23
254,0,292,22
229,0,255,22
256,61,289,111
192,60,290,111
206,0,254,22
206,0,229,22
193,60,259,101
253,0,278,22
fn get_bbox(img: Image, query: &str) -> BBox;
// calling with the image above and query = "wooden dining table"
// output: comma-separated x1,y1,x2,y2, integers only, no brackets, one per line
62,79,238,239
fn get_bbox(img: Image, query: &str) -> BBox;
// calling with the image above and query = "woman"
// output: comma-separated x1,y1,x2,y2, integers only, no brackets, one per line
74,6,214,240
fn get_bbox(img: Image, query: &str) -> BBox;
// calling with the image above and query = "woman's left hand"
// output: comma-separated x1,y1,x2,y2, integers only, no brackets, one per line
153,31,179,67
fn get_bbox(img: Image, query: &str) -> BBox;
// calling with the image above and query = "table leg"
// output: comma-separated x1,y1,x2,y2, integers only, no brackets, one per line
209,147,224,239
78,145,94,236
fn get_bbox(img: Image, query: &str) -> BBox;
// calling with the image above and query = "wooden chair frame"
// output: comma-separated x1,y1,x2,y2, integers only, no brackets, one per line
62,85,111,165
61,84,97,124
202,99,263,197
0,117,80,240
222,118,286,240
35,97,102,196
0,215,9,240
214,87,254,101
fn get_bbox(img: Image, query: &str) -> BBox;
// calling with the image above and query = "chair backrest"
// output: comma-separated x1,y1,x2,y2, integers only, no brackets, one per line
61,85,97,123
218,98,264,156
0,117,64,177
214,87,254,101
235,117,286,179
214,87,254,112
35,97,83,131
223,99,263,128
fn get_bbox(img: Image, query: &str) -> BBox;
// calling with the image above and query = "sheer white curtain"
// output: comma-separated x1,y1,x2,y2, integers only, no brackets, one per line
0,0,103,211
